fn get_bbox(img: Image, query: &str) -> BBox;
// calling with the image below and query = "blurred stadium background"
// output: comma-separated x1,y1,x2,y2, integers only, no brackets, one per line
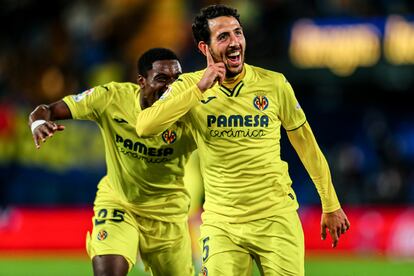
1,0,413,275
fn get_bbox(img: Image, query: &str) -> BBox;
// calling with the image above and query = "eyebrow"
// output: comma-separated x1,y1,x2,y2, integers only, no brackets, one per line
217,26,243,36
153,72,181,79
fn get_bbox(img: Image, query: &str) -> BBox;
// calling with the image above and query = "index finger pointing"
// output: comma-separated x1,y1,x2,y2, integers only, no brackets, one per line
205,45,214,66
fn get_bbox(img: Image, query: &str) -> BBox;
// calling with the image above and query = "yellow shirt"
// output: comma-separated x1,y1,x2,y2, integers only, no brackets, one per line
137,64,340,223
63,82,196,222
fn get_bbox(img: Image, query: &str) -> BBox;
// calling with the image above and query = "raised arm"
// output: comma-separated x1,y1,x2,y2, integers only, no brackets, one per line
136,84,203,137
287,121,350,247
28,100,71,149
136,45,226,137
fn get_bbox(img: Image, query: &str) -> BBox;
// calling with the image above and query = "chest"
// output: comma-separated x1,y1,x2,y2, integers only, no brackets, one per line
105,105,190,157
191,83,281,131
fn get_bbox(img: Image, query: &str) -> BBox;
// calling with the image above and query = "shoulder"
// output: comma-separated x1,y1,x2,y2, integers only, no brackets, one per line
176,70,204,83
100,82,138,93
246,64,286,85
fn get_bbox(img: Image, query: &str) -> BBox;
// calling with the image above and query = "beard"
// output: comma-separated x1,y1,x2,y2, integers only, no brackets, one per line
225,63,243,78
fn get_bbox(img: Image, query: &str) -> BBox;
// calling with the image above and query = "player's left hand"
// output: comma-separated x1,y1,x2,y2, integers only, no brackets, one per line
320,208,350,248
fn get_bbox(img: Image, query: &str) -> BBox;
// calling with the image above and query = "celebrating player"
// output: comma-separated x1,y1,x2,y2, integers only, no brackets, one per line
29,48,195,276
136,5,350,276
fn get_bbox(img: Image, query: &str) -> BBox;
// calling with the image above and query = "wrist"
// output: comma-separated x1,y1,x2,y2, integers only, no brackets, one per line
30,120,46,133
196,82,207,93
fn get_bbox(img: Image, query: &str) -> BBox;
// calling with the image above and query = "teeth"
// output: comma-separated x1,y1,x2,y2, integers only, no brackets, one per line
228,51,240,57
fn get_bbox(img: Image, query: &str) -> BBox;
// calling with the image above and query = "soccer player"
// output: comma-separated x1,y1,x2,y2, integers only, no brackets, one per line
29,48,195,276
136,5,351,276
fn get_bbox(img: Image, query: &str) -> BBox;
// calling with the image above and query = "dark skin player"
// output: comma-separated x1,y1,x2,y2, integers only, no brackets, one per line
29,49,182,276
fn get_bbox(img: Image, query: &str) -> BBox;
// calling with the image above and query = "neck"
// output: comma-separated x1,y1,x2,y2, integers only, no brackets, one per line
223,66,246,85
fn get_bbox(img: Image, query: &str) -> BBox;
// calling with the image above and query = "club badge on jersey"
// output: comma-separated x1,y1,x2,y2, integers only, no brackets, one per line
72,88,95,102
253,95,269,111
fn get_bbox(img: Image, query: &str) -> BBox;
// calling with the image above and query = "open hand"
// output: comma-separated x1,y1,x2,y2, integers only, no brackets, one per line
32,121,65,149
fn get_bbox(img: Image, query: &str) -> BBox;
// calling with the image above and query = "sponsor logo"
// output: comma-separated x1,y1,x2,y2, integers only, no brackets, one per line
206,114,268,138
207,115,269,128
253,95,269,111
115,134,174,163
201,96,217,104
162,130,177,144
201,266,208,276
72,88,95,102
116,134,173,157
97,230,108,241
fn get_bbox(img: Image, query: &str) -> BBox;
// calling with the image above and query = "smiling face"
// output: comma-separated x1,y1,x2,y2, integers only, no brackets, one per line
202,16,246,77
138,59,182,109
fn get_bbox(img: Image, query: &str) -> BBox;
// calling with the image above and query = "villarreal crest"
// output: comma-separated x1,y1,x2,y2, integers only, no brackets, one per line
162,129,177,144
253,95,269,111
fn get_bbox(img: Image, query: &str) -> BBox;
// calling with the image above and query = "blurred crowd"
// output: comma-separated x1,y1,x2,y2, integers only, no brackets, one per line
1,0,413,207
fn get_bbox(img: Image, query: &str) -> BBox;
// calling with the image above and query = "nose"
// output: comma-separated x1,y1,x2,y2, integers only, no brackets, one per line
229,33,239,47
167,77,175,85
161,78,174,91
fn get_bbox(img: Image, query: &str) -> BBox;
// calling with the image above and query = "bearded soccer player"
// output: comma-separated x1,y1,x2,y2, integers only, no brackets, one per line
29,48,195,276
136,5,350,276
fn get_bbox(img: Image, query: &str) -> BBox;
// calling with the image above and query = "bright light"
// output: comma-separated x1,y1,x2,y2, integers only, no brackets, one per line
289,19,381,76
384,15,414,65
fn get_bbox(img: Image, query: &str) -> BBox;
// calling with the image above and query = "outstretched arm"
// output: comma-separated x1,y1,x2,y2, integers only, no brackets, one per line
28,100,71,149
287,121,350,248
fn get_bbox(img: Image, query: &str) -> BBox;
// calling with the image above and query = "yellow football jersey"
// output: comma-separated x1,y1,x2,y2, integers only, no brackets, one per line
138,64,312,223
63,82,196,222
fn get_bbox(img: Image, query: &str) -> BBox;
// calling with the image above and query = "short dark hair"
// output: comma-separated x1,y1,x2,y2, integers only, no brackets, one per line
137,48,179,77
192,4,240,45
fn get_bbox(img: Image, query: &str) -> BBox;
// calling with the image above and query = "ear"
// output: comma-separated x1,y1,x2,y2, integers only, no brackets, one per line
137,74,145,89
198,41,208,56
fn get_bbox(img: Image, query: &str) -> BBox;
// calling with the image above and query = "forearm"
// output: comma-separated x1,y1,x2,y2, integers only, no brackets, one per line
29,101,72,125
287,122,340,213
136,84,202,137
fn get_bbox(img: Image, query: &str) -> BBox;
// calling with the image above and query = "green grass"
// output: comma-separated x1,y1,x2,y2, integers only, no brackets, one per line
0,255,413,275
305,257,414,276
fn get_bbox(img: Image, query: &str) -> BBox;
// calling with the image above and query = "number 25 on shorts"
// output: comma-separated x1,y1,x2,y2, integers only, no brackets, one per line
94,208,125,225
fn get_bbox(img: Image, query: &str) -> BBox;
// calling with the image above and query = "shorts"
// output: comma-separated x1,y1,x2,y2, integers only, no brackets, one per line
199,211,304,276
86,200,194,276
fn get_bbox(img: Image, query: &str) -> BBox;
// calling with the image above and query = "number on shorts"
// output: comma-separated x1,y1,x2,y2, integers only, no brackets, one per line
202,237,210,262
94,209,125,225
94,209,108,225
112,209,125,222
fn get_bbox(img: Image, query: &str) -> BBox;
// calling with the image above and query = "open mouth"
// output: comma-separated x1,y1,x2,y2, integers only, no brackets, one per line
226,50,241,67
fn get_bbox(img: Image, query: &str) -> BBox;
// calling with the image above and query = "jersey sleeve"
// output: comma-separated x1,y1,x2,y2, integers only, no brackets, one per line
277,75,307,131
136,74,204,137
287,122,341,213
62,84,115,121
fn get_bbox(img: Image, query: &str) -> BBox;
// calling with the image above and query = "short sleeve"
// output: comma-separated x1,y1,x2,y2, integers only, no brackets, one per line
62,83,114,121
